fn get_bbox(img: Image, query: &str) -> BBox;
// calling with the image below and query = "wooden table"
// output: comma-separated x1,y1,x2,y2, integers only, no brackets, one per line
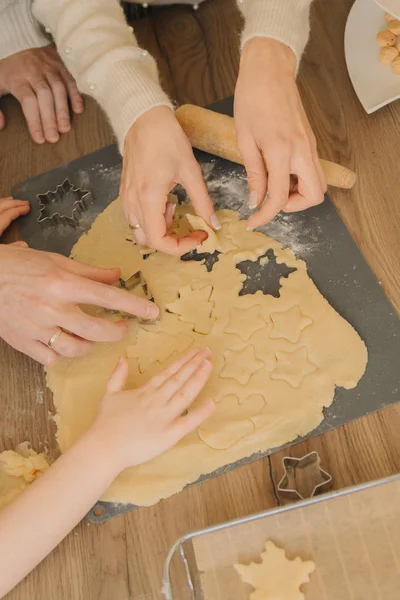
1,0,399,598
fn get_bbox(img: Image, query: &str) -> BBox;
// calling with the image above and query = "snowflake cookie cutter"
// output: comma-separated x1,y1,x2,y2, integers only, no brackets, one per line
277,451,333,501
37,178,92,225
108,270,159,324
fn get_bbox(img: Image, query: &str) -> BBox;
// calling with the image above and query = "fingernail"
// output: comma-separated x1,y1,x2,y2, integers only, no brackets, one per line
210,213,221,230
200,347,212,357
246,225,255,231
248,190,258,209
171,204,177,216
48,131,59,142
35,135,45,144
147,303,159,319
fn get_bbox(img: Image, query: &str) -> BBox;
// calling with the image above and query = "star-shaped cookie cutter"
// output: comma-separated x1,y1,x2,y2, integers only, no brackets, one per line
37,178,92,225
277,451,333,501
108,270,159,324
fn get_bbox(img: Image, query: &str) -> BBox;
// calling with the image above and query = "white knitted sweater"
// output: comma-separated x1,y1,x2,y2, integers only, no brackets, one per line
0,0,313,149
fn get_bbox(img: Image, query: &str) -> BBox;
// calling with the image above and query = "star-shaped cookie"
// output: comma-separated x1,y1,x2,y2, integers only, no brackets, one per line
269,306,313,343
225,305,266,341
271,347,317,388
234,540,315,600
220,346,264,385
166,284,215,334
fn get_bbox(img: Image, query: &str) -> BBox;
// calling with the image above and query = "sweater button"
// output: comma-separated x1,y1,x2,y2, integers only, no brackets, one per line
193,3,199,9
65,46,72,54
141,50,148,57
45,26,51,33
89,83,96,91
142,2,148,7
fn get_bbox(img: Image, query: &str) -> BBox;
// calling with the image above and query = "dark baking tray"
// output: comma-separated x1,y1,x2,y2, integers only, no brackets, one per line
11,98,400,522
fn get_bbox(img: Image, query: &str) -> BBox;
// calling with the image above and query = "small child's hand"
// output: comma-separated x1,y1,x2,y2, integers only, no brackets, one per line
91,348,214,470
0,197,30,237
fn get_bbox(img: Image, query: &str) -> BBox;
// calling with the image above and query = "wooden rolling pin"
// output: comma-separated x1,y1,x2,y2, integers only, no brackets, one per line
176,104,356,190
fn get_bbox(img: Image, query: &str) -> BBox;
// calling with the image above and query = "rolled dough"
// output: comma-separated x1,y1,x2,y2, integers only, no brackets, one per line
45,200,367,506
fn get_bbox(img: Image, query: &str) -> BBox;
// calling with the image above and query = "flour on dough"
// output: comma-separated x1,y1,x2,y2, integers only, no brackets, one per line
234,540,315,600
46,201,368,506
0,443,49,509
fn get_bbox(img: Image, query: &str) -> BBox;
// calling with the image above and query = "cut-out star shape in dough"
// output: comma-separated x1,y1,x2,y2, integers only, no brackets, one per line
225,305,266,341
127,329,192,373
166,284,215,334
220,346,264,385
234,540,315,600
271,347,317,388
270,306,313,343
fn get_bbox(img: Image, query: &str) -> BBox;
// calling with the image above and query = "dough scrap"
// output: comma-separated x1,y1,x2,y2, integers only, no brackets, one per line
234,540,315,600
186,213,238,254
45,201,367,506
269,306,313,343
271,347,317,388
0,443,49,510
166,284,215,334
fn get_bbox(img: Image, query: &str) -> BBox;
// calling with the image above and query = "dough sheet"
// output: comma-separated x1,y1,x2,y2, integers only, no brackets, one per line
45,200,367,506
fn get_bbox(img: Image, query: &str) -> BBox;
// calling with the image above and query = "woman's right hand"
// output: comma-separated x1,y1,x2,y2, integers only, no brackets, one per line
90,348,215,470
120,106,220,256
0,245,159,364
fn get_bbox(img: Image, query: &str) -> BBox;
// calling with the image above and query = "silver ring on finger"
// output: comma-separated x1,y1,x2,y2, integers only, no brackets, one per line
47,328,64,349
130,223,142,230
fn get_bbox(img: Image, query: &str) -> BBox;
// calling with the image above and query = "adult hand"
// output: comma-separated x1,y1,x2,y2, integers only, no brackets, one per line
91,348,214,470
0,47,83,144
120,106,220,256
0,197,30,237
0,246,159,364
234,38,326,229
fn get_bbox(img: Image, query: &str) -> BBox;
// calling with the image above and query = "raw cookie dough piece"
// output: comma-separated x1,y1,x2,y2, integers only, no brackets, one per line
0,443,49,510
271,347,317,389
225,306,266,342
166,284,215,334
186,214,238,254
197,394,265,450
269,306,313,343
127,329,192,373
234,540,315,600
46,202,368,506
220,346,264,385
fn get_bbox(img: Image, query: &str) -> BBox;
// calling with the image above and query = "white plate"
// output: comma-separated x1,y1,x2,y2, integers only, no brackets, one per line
344,0,400,113
372,0,400,19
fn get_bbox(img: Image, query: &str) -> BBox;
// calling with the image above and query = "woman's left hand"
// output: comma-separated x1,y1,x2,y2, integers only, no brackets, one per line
234,38,327,229
0,197,30,237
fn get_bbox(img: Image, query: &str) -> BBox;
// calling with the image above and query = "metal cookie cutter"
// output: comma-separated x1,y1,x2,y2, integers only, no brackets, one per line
109,270,158,324
37,178,92,225
277,451,333,501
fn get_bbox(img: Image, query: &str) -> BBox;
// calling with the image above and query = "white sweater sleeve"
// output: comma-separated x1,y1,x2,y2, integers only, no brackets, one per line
32,0,173,151
0,0,50,60
237,0,313,67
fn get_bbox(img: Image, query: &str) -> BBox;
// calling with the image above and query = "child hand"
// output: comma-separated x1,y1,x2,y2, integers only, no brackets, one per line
91,348,215,470
0,197,30,237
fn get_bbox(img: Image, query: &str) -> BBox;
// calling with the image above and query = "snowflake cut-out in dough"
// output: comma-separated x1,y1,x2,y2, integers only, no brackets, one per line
269,306,313,343
271,347,317,388
234,540,315,600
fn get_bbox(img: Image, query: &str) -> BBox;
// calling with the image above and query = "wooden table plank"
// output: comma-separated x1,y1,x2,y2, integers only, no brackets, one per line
0,0,399,598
